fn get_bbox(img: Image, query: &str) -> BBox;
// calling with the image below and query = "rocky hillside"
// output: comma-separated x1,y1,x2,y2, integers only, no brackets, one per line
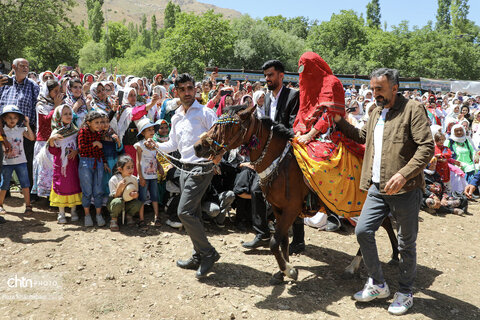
69,0,242,26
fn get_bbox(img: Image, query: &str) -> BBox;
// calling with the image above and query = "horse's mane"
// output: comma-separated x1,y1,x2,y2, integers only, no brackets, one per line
260,117,294,140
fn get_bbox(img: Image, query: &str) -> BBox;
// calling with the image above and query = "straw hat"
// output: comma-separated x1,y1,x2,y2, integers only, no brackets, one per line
122,176,138,202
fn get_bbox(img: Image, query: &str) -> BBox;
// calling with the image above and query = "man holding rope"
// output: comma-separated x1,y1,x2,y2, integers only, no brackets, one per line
150,73,220,279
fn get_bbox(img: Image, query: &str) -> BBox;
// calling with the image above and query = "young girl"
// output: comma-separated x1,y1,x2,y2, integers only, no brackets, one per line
107,155,142,231
33,80,63,198
78,111,108,227
110,86,159,176
101,114,123,205
153,119,176,227
0,105,35,214
434,132,455,195
134,118,162,228
47,105,82,223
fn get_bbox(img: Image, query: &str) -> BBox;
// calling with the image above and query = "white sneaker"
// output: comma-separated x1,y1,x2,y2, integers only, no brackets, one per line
388,292,413,315
353,277,390,302
57,213,67,224
96,214,106,227
84,215,94,227
166,219,182,229
70,210,79,222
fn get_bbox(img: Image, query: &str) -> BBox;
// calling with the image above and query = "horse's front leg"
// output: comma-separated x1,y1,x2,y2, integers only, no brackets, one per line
270,207,299,284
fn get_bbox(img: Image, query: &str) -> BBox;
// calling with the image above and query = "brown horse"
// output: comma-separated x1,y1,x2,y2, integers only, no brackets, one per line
194,105,398,283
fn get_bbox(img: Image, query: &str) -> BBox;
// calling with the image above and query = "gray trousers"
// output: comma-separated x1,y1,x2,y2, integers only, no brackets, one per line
178,163,215,257
355,183,422,294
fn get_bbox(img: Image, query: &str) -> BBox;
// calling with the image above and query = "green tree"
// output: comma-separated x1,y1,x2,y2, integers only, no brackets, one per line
78,40,107,72
151,14,160,50
450,0,470,34
160,10,233,78
0,0,87,70
88,0,104,42
164,1,181,29
436,0,451,29
104,22,131,60
263,15,311,39
231,15,304,71
306,10,367,74
366,0,381,29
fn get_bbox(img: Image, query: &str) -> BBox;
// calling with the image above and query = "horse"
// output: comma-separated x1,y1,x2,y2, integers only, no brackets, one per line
194,104,398,283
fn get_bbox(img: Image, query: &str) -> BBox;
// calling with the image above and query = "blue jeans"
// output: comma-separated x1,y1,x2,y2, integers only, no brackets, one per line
355,183,422,294
139,178,159,203
1,162,30,190
78,157,104,208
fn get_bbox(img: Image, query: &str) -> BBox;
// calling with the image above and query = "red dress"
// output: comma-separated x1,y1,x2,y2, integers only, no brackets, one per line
434,144,452,183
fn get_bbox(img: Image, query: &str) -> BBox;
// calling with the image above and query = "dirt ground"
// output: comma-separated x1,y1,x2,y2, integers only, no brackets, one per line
0,192,478,320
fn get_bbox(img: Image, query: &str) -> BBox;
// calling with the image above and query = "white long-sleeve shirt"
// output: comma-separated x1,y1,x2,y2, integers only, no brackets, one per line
156,100,217,163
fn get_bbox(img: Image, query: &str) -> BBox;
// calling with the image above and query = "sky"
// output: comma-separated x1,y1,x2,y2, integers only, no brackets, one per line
200,0,480,30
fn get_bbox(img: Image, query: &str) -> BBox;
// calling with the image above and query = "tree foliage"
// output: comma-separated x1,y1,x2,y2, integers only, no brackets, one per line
88,0,105,42
366,0,381,29
436,0,451,30
164,1,181,30
0,0,87,70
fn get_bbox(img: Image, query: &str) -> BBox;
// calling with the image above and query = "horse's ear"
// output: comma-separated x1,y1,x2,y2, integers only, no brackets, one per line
239,104,257,120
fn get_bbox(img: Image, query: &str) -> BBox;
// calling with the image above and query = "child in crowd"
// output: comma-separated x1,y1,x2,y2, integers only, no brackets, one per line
135,118,163,228
0,106,35,214
447,123,477,182
47,105,82,223
107,155,142,231
78,111,108,227
433,132,455,195
33,79,63,198
153,119,176,227
101,114,123,204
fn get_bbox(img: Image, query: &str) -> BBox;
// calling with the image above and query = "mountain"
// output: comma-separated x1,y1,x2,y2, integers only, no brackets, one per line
69,0,242,26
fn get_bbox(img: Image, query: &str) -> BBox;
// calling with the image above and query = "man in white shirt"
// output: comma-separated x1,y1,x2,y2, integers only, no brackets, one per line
154,73,219,279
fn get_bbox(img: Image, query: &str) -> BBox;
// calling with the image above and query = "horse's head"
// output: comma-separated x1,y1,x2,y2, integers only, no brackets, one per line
194,104,257,159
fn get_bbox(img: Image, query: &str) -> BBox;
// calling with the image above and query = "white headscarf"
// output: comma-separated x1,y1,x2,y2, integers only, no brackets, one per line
450,123,466,143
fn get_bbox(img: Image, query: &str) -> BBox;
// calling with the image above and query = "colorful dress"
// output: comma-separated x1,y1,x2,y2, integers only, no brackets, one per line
33,88,56,197
47,105,82,207
292,52,366,219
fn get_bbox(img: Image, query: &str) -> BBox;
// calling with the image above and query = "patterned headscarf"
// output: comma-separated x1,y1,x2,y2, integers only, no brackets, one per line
50,104,79,139
90,82,112,114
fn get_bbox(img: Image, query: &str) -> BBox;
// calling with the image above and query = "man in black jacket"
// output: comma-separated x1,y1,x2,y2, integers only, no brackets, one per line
242,60,305,253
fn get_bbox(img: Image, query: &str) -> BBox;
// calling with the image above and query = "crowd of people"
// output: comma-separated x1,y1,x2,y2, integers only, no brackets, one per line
0,57,479,315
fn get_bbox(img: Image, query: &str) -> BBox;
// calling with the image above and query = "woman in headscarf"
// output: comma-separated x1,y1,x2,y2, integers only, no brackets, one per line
240,95,253,108
446,123,477,182
89,82,113,116
65,78,88,127
38,71,55,86
346,100,364,129
252,90,266,118
215,94,234,117
47,104,82,223
292,51,366,221
459,103,472,125
110,86,160,176
471,110,480,150
32,80,63,198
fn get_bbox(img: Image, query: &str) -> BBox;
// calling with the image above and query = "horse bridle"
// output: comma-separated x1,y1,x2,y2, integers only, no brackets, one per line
208,112,257,156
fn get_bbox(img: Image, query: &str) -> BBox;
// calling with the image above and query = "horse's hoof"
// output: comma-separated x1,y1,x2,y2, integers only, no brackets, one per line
270,271,285,285
341,271,355,280
388,258,399,266
287,267,298,281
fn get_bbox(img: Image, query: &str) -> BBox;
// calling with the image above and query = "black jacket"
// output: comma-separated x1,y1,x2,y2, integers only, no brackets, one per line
263,86,299,130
